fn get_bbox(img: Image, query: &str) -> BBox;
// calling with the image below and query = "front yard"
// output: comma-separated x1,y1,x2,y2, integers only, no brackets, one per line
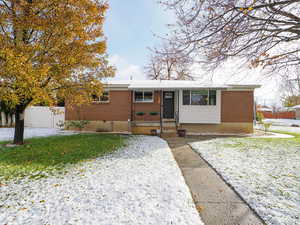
0,134,124,180
0,134,202,225
190,132,300,225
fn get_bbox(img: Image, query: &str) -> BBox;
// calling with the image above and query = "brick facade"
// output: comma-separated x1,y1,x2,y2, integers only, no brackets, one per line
221,91,254,123
65,89,255,134
132,91,161,121
65,90,131,121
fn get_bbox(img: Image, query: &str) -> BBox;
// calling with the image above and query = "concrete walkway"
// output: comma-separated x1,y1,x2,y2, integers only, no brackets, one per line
165,137,265,225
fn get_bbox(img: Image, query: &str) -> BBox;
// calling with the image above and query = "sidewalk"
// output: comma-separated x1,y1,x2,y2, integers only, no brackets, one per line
165,137,265,225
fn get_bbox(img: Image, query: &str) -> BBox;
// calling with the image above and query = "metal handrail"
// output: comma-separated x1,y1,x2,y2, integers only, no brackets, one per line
174,111,179,130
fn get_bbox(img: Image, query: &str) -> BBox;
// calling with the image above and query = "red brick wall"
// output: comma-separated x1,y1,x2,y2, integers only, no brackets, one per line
221,91,254,123
66,91,131,121
66,90,162,122
133,91,161,121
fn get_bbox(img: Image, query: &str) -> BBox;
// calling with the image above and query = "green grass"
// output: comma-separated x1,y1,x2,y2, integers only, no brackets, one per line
221,130,300,150
0,134,125,180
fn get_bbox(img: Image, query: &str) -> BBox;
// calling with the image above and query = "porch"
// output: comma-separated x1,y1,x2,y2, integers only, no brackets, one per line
130,85,222,135
131,90,180,136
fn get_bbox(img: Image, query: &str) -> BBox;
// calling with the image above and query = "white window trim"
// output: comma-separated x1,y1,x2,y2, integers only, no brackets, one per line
134,90,154,103
183,89,217,106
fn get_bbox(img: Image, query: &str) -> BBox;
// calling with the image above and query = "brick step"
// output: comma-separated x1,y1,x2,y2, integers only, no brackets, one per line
162,126,177,131
163,124,177,128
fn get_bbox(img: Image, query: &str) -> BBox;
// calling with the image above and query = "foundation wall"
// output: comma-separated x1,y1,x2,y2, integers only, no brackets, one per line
180,122,253,134
66,120,130,132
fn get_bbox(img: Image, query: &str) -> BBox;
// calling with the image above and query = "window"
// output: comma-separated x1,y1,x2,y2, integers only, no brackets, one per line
191,90,208,105
183,90,217,105
134,91,153,102
92,91,110,103
183,90,190,105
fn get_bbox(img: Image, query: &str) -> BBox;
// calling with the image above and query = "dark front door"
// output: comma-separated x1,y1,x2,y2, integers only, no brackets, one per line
163,91,175,119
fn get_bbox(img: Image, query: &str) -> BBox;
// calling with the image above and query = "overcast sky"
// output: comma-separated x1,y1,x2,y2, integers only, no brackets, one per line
104,0,281,106
104,0,173,80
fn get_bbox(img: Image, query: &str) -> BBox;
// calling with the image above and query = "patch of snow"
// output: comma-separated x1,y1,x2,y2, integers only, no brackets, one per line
250,131,294,138
270,126,300,134
256,124,300,134
264,119,300,127
190,138,300,225
0,128,75,141
0,136,203,225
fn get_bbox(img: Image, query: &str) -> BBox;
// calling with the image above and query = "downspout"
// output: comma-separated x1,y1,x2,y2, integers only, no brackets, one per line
177,90,180,129
131,90,134,130
160,90,163,136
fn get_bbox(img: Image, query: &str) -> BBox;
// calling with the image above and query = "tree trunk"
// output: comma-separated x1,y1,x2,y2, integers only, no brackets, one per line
13,108,25,145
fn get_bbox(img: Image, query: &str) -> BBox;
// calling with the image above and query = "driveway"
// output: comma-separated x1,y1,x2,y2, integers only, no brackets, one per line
165,136,264,225
0,128,73,141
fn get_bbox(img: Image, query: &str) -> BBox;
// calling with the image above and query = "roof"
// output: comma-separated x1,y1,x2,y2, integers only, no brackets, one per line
103,80,261,90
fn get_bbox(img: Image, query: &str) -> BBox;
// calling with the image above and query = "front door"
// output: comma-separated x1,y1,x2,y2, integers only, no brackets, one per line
163,91,175,119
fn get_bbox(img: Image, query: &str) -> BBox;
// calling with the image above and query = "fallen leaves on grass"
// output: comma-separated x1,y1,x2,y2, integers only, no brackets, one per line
196,205,205,212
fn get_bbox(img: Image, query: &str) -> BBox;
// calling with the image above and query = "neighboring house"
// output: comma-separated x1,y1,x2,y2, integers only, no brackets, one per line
65,80,260,135
257,105,273,113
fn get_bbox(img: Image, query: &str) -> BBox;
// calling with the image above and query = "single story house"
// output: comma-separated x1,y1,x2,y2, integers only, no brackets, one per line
66,80,260,135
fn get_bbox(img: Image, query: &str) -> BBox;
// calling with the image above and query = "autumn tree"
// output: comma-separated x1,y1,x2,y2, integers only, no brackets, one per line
145,43,194,80
283,95,300,107
160,0,300,73
0,0,115,144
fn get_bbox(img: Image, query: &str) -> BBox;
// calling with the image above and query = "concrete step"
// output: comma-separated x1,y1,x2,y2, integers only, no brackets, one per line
161,133,178,138
163,126,177,131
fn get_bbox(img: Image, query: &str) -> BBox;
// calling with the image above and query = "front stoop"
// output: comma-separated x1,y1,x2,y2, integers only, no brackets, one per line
164,137,265,225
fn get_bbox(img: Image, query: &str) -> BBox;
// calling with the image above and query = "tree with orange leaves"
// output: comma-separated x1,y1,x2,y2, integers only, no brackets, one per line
0,0,115,144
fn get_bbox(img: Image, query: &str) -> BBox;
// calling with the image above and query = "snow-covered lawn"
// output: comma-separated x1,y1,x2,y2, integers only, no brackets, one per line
256,123,300,134
256,119,300,134
190,136,300,225
269,125,300,134
0,136,202,225
264,118,300,127
0,128,74,141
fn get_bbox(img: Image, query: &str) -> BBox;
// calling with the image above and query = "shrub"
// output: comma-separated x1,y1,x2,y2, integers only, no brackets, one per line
56,120,65,129
136,112,145,116
149,112,159,116
65,120,90,131
263,122,272,134
256,111,264,123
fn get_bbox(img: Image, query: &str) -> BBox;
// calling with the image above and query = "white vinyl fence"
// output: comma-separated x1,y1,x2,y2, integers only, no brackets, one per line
25,106,65,129
0,112,14,127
